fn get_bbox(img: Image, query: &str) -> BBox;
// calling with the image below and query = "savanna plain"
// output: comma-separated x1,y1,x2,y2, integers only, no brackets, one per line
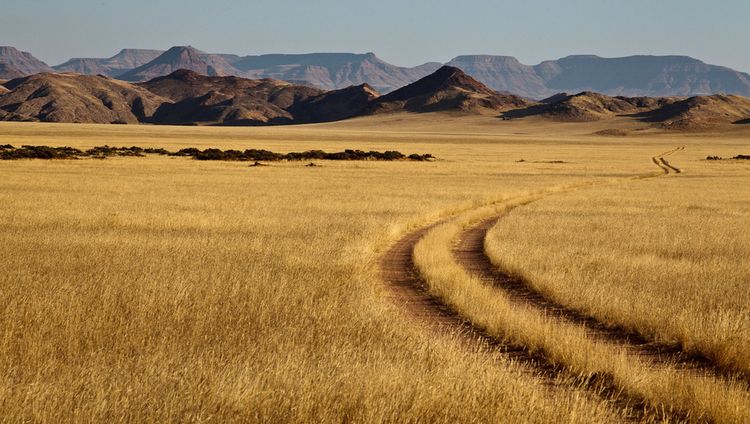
1,114,749,423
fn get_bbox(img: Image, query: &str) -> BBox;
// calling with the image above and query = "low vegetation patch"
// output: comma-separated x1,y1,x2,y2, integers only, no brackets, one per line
0,145,434,162
0,145,169,159
516,159,567,164
180,148,433,162
706,155,750,160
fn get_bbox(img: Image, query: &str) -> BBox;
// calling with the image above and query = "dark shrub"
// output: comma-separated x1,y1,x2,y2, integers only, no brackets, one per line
194,148,226,160
144,148,170,155
0,144,435,162
382,151,405,160
171,148,202,157
0,145,83,160
243,149,283,161
85,145,145,157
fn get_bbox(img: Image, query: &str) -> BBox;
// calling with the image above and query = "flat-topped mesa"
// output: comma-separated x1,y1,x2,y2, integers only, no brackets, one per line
233,52,442,93
0,64,25,80
369,65,532,114
0,46,53,78
447,56,548,99
53,49,164,77
446,54,750,99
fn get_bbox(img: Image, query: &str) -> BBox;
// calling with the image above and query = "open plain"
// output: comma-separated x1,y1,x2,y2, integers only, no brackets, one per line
1,114,749,422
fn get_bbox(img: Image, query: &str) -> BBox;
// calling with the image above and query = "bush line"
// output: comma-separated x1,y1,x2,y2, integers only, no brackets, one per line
0,145,434,162
706,155,750,161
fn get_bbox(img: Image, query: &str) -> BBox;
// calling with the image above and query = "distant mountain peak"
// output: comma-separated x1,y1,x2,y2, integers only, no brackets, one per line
560,54,602,60
117,46,237,82
370,65,530,114
448,54,750,98
160,45,204,59
53,48,164,77
379,65,496,102
0,46,53,78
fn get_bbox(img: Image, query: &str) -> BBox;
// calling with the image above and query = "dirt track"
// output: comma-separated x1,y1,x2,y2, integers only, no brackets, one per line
454,215,719,373
379,207,650,421
379,149,693,420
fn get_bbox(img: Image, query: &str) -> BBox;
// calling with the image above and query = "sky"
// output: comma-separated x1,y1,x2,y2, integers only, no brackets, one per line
2,0,749,72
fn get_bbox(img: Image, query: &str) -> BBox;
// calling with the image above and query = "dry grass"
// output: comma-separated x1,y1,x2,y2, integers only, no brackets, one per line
413,187,750,422
1,116,749,422
486,145,750,378
0,119,627,423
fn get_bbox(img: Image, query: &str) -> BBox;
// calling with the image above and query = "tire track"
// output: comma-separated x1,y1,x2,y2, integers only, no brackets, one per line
381,217,651,421
453,148,750,385
454,215,720,373
651,147,683,175
660,157,682,174
380,149,691,422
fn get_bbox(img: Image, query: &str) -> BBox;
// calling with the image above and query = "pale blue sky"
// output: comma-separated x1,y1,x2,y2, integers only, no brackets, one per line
2,0,749,71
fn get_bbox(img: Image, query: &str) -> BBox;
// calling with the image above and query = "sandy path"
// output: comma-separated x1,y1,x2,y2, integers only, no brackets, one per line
378,150,690,420
454,215,717,372
379,217,650,421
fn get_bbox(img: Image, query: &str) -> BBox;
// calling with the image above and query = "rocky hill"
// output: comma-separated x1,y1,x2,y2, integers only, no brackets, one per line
503,90,750,128
287,83,380,123
139,69,319,102
1,66,748,129
504,92,674,122
142,69,378,125
142,69,316,125
0,73,168,123
638,94,750,129
118,46,238,82
369,66,530,114
54,49,164,77
0,46,53,78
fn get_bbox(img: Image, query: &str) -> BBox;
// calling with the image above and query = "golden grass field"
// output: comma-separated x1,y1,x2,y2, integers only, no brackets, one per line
0,114,749,422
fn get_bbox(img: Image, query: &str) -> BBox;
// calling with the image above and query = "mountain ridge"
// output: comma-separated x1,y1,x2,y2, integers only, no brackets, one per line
118,46,236,81
6,45,750,98
450,54,750,98
1,65,749,130
369,65,530,114
54,49,164,77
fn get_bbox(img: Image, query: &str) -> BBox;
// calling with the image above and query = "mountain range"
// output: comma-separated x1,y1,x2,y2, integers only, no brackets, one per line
447,55,750,98
2,64,749,130
54,49,164,77
2,45,750,98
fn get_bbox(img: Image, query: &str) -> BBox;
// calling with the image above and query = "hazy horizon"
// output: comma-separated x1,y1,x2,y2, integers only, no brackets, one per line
2,0,750,73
